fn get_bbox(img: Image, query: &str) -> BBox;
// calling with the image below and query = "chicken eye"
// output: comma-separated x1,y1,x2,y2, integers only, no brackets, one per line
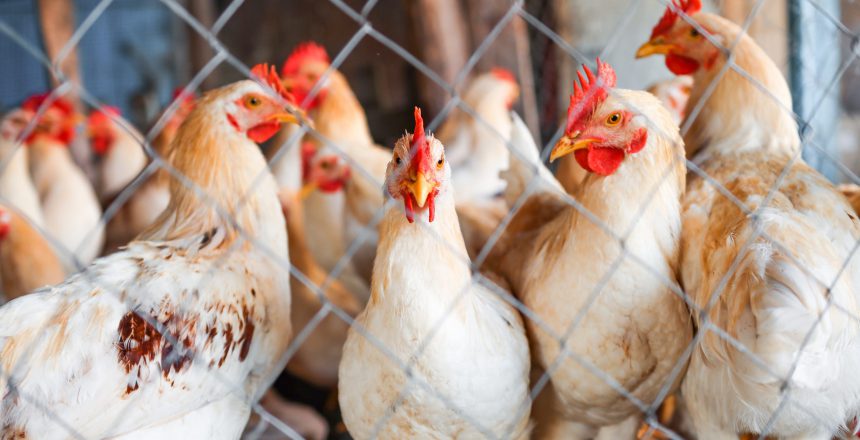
436,157,444,169
690,28,701,38
394,155,402,166
244,95,262,109
605,112,622,126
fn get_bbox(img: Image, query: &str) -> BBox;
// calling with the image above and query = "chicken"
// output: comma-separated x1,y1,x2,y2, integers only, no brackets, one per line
20,94,105,269
485,60,691,438
436,68,520,202
647,75,693,126
0,109,44,227
0,204,64,302
637,2,860,437
87,106,148,203
281,42,388,296
102,91,196,253
338,108,531,439
0,65,302,438
279,189,360,387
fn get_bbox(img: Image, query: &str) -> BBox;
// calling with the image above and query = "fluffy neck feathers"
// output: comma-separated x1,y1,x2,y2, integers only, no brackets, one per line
684,13,799,160
370,190,470,305
141,87,285,255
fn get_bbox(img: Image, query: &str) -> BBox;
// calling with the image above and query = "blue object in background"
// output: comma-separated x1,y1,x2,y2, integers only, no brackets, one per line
0,0,184,128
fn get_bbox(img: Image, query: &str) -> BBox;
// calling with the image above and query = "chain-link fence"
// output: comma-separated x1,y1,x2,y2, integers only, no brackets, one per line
0,0,858,439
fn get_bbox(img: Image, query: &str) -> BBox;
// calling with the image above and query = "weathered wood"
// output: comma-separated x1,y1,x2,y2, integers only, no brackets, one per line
187,0,217,89
407,0,470,116
462,0,540,138
37,0,95,178
37,0,82,106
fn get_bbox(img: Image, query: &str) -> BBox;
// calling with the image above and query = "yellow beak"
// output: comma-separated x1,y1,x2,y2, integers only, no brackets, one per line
268,111,301,125
636,40,677,58
407,171,434,207
550,135,598,162
298,182,317,200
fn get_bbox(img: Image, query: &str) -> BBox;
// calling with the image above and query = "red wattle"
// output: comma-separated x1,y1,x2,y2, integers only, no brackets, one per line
402,191,415,223
318,179,345,193
574,145,625,176
427,190,438,223
91,136,113,155
247,122,281,143
665,54,700,75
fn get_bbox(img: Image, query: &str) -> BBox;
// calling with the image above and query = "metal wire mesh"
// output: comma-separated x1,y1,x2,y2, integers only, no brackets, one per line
0,0,857,439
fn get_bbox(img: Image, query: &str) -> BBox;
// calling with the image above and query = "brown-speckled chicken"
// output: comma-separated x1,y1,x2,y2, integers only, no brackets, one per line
486,60,691,438
0,66,302,438
638,1,860,437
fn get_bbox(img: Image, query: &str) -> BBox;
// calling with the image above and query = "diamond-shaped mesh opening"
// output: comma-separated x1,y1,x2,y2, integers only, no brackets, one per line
0,0,858,439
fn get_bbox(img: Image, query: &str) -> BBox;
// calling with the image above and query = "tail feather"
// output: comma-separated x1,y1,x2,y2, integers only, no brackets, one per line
501,112,563,206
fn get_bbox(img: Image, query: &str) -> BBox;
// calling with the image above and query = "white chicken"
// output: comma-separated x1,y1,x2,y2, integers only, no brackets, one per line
338,108,531,439
637,1,860,437
0,109,44,227
87,106,148,203
486,60,691,438
20,94,104,269
0,66,301,438
437,68,520,202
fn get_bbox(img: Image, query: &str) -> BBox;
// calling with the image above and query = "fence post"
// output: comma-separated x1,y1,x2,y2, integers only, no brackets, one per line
789,0,842,182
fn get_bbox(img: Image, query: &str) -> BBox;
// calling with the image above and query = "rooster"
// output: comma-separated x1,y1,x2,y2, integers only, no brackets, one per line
338,108,531,439
20,94,104,268
486,60,691,438
0,65,302,438
436,68,520,202
0,109,44,227
638,2,860,438
281,42,388,296
87,106,148,203
102,91,196,253
0,205,64,302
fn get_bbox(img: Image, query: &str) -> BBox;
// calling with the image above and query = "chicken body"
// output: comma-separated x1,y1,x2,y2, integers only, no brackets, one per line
88,108,148,203
437,69,519,202
339,112,531,439
28,136,105,269
0,205,64,302
0,78,298,438
639,8,860,438
282,43,383,297
487,68,691,436
0,119,43,227
102,96,194,253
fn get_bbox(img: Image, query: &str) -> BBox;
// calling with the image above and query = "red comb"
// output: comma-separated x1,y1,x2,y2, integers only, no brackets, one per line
281,42,330,77
0,208,9,240
650,0,702,39
565,59,617,135
87,106,120,126
251,63,297,105
21,93,74,116
409,107,432,175
491,67,516,83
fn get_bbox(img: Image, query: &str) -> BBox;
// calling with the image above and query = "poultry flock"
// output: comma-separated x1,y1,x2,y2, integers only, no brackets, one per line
0,2,859,439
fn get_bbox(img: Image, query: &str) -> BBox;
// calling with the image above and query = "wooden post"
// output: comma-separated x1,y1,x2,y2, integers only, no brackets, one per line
408,0,470,116
461,0,540,138
37,0,82,106
37,0,95,178
187,0,217,90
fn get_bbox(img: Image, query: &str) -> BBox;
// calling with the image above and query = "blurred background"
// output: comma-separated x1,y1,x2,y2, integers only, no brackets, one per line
0,1,858,438
1,0,858,182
